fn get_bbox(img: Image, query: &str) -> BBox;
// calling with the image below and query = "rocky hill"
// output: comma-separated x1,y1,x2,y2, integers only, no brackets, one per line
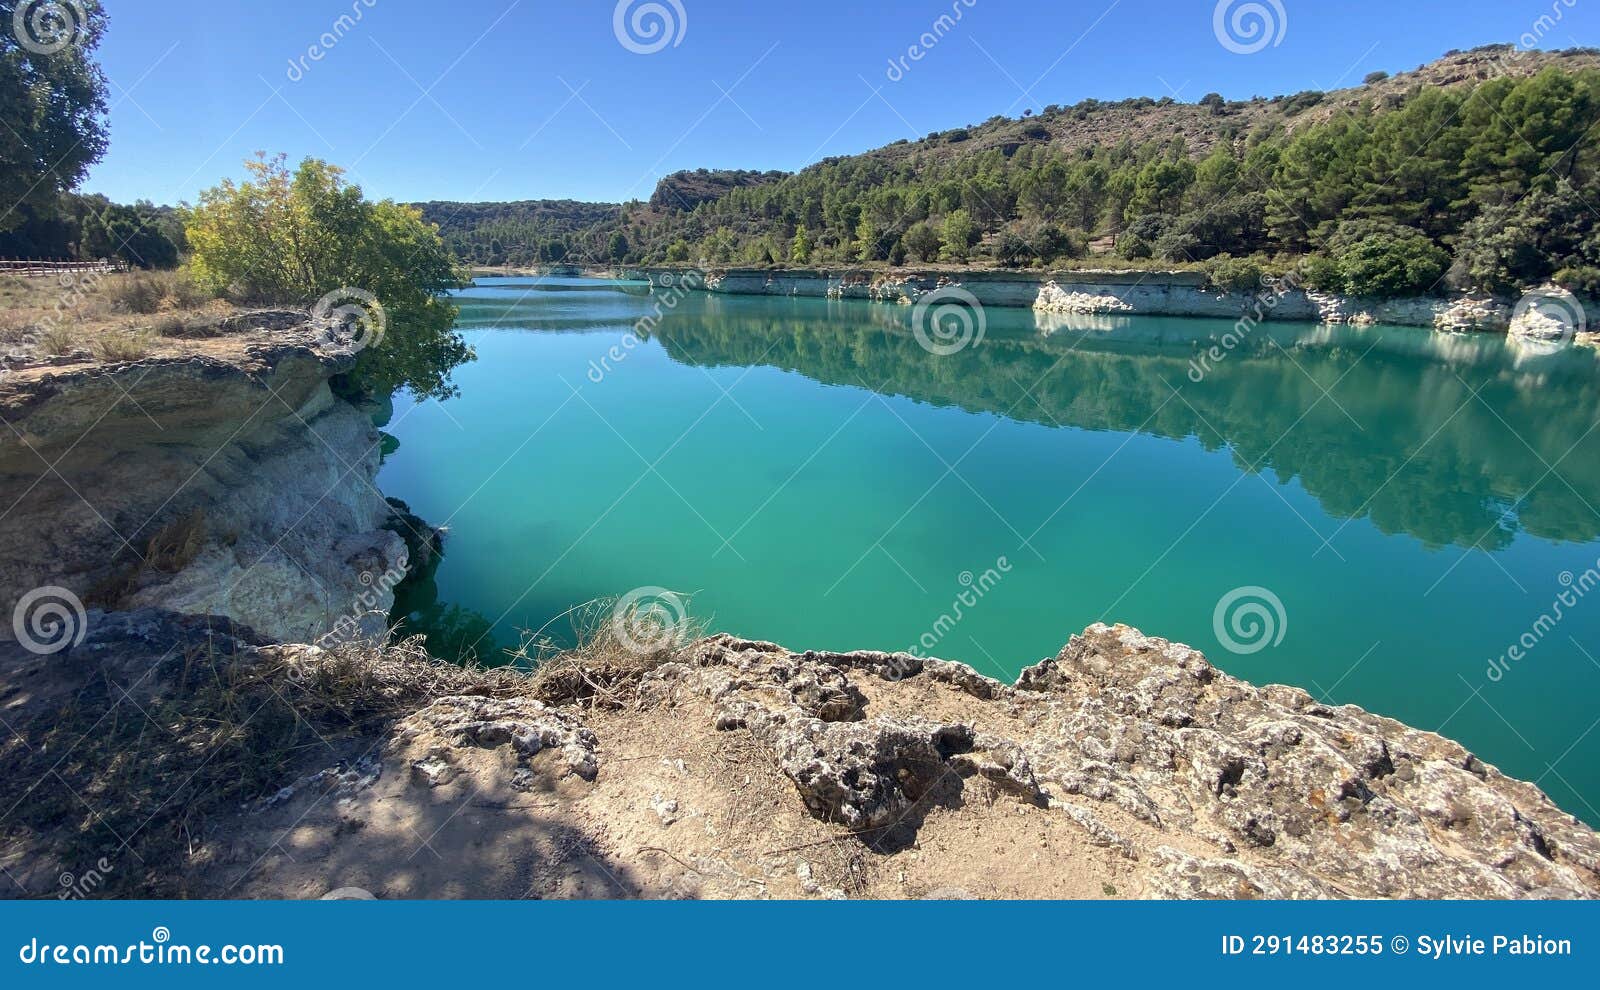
855,45,1600,165
648,168,789,211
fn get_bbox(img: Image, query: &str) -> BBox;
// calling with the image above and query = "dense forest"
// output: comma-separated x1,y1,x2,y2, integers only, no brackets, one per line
0,191,185,268
428,46,1600,300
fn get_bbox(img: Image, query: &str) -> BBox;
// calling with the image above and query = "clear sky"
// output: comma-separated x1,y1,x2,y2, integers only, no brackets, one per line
84,0,1600,206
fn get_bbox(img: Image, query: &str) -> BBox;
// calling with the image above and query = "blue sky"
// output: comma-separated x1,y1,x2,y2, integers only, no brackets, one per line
86,0,1600,206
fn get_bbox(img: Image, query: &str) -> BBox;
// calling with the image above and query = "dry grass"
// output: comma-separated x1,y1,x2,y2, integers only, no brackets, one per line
0,269,227,368
106,269,213,315
0,629,533,897
89,328,155,362
517,596,702,708
144,508,209,573
36,321,80,356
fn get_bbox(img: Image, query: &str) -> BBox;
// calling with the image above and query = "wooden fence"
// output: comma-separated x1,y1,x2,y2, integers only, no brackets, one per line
0,259,130,278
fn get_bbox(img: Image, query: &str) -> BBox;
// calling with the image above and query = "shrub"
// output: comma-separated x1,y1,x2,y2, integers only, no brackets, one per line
1295,253,1343,293
1117,234,1153,260
1204,255,1267,294
1364,71,1390,84
187,155,470,400
1329,220,1449,298
1554,266,1600,298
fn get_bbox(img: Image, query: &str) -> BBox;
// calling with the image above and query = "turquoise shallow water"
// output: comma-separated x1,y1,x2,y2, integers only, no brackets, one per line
378,277,1600,824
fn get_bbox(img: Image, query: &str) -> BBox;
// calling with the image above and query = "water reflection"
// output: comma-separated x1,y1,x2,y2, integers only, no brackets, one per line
650,296,1600,550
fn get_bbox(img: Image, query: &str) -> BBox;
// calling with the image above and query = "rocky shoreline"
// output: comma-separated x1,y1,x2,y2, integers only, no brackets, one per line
1,315,1597,899
625,265,1597,340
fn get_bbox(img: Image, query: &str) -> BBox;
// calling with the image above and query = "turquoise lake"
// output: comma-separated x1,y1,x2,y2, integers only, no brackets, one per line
378,277,1600,825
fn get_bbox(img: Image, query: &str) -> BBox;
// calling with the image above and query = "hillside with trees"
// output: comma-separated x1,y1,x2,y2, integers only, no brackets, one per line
435,45,1600,300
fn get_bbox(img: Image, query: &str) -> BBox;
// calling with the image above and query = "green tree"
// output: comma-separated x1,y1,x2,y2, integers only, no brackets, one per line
607,230,630,262
789,226,812,264
855,213,884,262
187,155,470,400
0,0,110,233
940,209,979,262
903,221,941,263
1128,156,1195,218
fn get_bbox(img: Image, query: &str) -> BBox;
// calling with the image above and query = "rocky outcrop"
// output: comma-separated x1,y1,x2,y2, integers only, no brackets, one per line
635,266,1586,338
653,629,1600,898
3,611,1595,899
0,313,414,644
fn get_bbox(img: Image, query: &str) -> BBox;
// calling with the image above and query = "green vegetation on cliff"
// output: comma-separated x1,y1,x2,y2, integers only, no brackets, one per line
187,155,472,400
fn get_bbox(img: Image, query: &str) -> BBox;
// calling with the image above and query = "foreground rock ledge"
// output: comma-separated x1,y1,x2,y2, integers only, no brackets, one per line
2,614,1595,899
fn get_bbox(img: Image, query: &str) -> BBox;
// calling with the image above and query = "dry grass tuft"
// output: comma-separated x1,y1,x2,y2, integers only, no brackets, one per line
144,508,209,573
106,270,213,315
518,596,701,708
89,327,154,362
36,322,80,356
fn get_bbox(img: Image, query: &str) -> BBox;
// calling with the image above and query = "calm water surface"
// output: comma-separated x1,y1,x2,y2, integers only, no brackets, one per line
378,277,1600,824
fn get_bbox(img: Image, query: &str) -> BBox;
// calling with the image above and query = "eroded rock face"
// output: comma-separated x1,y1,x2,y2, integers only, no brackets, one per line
0,321,412,643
